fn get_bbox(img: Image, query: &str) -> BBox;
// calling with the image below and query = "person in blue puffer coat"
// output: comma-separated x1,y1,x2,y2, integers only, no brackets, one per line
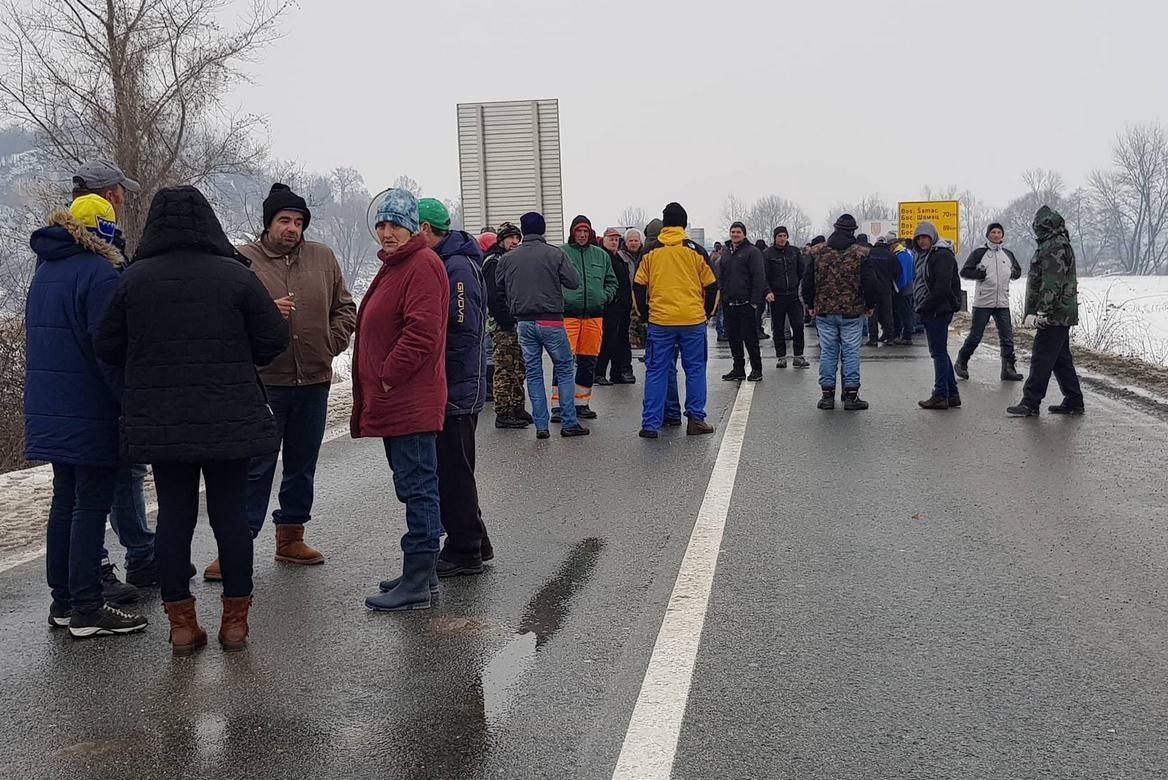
417,198,494,578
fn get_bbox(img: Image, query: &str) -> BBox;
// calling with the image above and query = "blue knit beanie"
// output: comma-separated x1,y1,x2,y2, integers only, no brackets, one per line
374,189,419,233
520,211,546,236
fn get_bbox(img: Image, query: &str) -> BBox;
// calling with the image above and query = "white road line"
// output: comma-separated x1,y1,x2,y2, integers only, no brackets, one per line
612,381,755,780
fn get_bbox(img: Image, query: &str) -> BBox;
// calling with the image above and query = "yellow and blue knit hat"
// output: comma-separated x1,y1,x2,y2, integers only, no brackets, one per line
69,194,118,243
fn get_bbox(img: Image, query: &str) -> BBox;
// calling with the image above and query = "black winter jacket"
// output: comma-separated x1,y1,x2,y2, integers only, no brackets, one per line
916,246,963,317
866,244,899,294
606,248,633,313
496,234,581,321
481,245,516,330
719,241,766,306
762,243,804,296
95,186,289,463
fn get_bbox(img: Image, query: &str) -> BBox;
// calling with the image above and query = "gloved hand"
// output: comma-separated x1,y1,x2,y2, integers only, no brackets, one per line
1035,313,1053,328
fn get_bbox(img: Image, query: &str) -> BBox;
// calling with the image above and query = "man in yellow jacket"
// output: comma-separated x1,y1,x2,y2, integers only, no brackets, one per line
633,202,719,438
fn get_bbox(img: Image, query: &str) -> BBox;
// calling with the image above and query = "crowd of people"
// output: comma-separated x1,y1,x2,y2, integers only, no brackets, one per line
23,161,1084,654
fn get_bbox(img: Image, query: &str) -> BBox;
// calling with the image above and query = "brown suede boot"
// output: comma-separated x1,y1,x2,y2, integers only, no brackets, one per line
274,523,324,565
163,598,207,657
203,558,222,582
219,596,252,652
686,418,715,436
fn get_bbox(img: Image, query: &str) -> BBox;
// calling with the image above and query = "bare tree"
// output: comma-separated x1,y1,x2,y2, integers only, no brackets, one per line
744,195,812,246
823,194,893,234
0,0,290,247
618,205,648,229
444,198,464,231
392,175,423,197
720,194,748,236
1089,123,1168,275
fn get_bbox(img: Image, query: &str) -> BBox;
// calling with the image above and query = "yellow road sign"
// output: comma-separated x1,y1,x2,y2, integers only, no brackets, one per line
899,201,960,254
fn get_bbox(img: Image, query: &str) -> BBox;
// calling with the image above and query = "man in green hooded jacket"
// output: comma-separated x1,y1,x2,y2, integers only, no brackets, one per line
1007,206,1084,417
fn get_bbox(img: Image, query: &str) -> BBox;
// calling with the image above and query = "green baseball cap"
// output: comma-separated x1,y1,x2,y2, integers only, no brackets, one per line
417,198,451,231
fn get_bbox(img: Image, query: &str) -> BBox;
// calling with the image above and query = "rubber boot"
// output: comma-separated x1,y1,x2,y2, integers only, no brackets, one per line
842,386,869,411
1001,358,1023,382
366,553,436,612
817,387,836,410
379,568,439,594
163,598,207,657
274,523,324,565
218,596,252,652
954,356,969,380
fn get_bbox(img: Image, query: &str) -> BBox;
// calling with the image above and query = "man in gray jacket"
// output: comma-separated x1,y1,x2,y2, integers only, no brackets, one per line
955,223,1023,381
496,212,587,439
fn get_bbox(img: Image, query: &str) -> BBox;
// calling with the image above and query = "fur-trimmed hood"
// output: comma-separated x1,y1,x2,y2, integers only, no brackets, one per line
30,208,124,267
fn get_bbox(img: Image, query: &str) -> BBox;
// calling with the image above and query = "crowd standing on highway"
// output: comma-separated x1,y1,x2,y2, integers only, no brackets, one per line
21,162,1085,653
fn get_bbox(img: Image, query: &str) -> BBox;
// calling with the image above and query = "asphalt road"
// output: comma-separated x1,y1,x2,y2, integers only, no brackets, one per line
2,327,1166,780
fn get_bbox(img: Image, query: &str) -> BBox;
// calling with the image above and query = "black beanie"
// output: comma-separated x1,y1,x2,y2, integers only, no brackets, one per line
662,202,688,228
730,221,747,235
986,222,1005,237
520,212,545,236
833,213,858,232
774,226,789,239
263,183,311,231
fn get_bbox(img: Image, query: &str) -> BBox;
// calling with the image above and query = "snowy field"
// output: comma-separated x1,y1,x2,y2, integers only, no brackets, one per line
960,276,1168,366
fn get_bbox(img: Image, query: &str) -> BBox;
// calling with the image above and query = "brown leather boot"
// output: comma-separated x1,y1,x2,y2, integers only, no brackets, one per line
686,418,715,436
918,394,950,410
163,598,207,657
219,596,252,652
274,523,324,565
203,558,222,582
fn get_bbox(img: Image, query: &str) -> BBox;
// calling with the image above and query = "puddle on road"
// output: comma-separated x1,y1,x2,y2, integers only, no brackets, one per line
480,537,605,724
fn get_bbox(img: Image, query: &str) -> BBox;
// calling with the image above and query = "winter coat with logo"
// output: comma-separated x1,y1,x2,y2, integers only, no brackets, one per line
497,235,581,321
94,187,289,463
350,233,450,439
435,230,487,416
961,242,1021,310
1025,206,1079,327
802,231,877,317
25,209,125,466
560,239,617,318
719,240,767,306
238,239,356,387
762,243,804,297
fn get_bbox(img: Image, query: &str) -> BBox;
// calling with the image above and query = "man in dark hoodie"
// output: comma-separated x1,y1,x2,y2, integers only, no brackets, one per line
1008,206,1084,418
762,226,809,369
595,227,636,385
912,221,963,410
720,221,766,381
866,235,899,346
803,214,877,410
418,198,493,576
481,222,531,429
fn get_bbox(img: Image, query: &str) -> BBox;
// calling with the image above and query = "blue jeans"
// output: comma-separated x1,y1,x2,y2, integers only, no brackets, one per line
106,464,154,573
715,305,726,339
247,383,330,536
643,324,707,430
484,330,494,367
382,433,442,555
47,463,117,615
816,314,865,388
517,321,579,430
921,313,959,396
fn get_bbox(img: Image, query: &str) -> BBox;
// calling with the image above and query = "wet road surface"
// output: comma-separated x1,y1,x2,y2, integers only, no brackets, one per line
2,330,1166,779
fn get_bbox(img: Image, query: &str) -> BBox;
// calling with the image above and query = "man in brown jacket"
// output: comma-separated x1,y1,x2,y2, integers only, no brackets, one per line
203,183,357,581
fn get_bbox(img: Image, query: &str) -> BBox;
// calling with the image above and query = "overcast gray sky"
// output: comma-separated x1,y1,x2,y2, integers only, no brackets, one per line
232,0,1168,234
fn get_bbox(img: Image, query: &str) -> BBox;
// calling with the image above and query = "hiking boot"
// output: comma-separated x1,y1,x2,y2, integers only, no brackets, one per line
919,394,950,410
561,424,590,437
817,388,836,410
948,393,962,408
516,409,534,424
686,419,715,435
1007,403,1039,417
536,429,550,440
126,562,160,588
722,370,746,381
776,358,787,369
793,356,810,369
747,370,763,382
48,601,71,628
275,523,324,566
1049,403,1085,415
495,412,529,429
1002,358,1023,382
101,563,140,605
163,597,207,657
842,387,869,411
638,429,659,439
663,417,683,427
219,596,252,651
366,553,435,612
435,553,484,578
954,357,969,380
594,377,613,386
576,405,598,420
69,603,148,639
203,558,222,582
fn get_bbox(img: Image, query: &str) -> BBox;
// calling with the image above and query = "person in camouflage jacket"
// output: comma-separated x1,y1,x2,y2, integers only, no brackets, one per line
1008,206,1084,417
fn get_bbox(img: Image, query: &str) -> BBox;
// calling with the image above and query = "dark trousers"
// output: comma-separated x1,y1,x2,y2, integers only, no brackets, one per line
894,291,915,339
770,295,805,357
725,303,762,373
921,314,959,396
246,383,330,536
46,463,117,615
596,308,633,380
436,413,490,563
959,307,1016,362
1023,325,1084,409
154,459,253,602
868,289,895,342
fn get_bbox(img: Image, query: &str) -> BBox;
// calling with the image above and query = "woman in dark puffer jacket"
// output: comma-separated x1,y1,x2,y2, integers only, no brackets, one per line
96,186,288,655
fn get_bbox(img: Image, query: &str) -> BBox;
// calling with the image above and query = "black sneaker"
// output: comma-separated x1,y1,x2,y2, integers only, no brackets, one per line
747,370,763,382
638,429,659,439
48,601,71,628
68,603,148,638
126,562,160,588
1007,403,1039,417
722,371,746,382
101,563,140,605
1049,403,1085,415
594,377,613,386
536,429,550,440
550,407,562,424
561,425,590,437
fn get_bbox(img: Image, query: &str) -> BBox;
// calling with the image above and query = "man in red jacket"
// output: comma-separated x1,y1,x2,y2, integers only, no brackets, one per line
351,188,450,612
